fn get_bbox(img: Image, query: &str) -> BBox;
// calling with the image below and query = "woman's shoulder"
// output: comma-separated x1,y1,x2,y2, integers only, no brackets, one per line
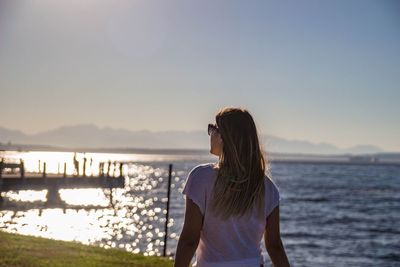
264,175,280,192
264,175,281,216
188,163,217,184
189,162,218,176
184,163,217,190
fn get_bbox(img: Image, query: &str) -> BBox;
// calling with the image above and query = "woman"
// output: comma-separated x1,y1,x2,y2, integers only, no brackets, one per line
174,107,290,267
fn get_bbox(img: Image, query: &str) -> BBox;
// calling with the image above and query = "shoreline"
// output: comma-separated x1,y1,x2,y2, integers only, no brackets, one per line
2,147,400,167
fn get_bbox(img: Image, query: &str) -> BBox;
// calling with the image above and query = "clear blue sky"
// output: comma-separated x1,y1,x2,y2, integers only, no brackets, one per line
0,0,399,151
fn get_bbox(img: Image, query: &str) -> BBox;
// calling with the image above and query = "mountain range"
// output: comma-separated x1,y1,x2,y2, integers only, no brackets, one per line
0,124,386,155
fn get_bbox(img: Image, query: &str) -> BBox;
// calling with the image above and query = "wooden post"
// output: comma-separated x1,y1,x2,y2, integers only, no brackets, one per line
20,159,25,179
107,161,111,177
119,163,123,177
163,164,173,257
0,158,3,195
63,162,67,178
0,158,3,179
43,162,47,178
83,157,87,177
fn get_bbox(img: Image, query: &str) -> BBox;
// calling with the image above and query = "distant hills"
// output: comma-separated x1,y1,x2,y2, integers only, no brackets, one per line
0,124,388,155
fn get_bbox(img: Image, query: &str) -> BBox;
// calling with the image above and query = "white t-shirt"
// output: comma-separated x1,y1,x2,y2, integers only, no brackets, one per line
181,163,281,267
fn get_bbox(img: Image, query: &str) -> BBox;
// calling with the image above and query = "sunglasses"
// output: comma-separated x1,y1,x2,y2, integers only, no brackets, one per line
208,123,219,135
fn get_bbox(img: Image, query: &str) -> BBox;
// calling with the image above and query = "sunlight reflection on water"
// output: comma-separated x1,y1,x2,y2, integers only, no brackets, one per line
0,151,213,259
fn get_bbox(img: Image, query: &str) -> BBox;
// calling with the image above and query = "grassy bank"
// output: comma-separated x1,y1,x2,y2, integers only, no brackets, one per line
0,231,174,267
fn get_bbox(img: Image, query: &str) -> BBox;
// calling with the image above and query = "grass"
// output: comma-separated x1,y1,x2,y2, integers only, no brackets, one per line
0,230,174,267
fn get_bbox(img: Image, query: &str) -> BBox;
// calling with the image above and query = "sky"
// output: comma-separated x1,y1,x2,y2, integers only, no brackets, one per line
0,0,399,151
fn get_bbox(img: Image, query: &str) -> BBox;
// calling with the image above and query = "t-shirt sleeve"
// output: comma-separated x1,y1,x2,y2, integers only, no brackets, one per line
265,178,281,218
182,165,206,216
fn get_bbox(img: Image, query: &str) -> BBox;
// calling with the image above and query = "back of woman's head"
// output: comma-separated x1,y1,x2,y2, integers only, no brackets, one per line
210,107,269,220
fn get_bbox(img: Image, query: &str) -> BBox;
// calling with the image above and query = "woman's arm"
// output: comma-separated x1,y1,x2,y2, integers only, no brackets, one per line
174,197,203,267
264,206,290,267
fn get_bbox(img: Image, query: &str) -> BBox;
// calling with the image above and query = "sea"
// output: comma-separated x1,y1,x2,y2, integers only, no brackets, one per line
0,150,399,267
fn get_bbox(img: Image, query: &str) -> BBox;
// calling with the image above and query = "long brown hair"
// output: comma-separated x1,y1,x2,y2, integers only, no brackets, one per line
210,107,269,220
